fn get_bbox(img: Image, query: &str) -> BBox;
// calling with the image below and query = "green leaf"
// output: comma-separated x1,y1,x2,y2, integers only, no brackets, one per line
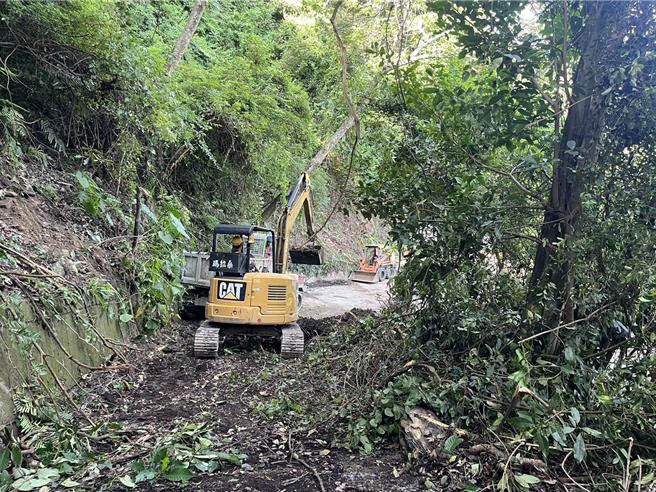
11,476,51,491
515,474,541,488
443,435,464,453
142,203,158,223
120,313,134,323
10,447,22,468
582,427,602,437
573,434,587,463
36,468,59,480
153,447,168,465
158,231,174,245
569,407,580,427
216,452,244,466
359,435,373,453
564,346,575,362
119,475,136,488
75,171,90,190
135,469,156,483
169,213,189,239
160,455,171,472
0,448,9,472
165,463,193,482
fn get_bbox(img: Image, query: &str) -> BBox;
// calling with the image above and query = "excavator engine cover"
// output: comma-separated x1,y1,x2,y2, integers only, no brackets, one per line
289,245,323,265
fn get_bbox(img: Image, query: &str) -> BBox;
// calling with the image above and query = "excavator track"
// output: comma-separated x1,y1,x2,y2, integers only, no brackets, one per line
280,323,304,359
194,322,220,359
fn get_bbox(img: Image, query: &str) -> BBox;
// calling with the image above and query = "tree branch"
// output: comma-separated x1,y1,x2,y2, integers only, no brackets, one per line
166,0,208,77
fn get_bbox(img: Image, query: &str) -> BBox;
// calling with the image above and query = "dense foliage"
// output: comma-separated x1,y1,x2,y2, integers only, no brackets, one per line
355,1,656,488
0,0,402,331
3,0,656,489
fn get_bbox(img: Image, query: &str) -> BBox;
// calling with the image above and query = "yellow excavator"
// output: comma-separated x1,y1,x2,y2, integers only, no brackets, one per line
194,173,322,359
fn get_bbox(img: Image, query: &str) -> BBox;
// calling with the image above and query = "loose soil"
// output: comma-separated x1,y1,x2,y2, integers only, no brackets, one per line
80,315,423,491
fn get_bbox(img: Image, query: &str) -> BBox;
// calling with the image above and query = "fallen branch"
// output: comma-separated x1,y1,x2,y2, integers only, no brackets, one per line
34,340,95,426
0,290,90,423
294,456,326,492
383,360,453,389
0,246,131,362
287,430,326,492
16,282,106,371
0,243,65,279
469,444,547,472
0,270,61,279
561,450,591,492
518,302,616,345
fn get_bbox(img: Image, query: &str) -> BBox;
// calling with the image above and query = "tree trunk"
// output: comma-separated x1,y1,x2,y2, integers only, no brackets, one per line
166,0,208,77
131,186,142,251
527,2,628,334
305,116,355,175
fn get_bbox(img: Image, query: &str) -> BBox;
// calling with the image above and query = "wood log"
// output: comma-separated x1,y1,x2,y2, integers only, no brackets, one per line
400,407,468,460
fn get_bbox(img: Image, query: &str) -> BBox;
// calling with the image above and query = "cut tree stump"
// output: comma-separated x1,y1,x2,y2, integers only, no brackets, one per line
400,407,469,460
400,408,548,475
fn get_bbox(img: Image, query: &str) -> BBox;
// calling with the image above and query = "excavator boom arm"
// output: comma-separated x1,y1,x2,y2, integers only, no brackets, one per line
274,173,319,273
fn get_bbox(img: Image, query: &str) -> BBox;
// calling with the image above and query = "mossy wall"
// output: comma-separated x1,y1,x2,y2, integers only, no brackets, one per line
0,299,135,426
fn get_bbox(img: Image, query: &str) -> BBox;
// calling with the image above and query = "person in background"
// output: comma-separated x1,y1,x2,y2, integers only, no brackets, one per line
264,237,272,258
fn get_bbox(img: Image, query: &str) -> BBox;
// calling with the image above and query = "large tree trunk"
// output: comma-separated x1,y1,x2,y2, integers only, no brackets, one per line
166,0,208,77
528,2,628,335
305,116,355,175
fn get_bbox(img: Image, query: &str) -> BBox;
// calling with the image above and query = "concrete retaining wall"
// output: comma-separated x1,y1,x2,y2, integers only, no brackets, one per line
0,298,135,426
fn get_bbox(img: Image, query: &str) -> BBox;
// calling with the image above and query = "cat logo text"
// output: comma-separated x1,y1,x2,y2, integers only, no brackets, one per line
217,281,246,301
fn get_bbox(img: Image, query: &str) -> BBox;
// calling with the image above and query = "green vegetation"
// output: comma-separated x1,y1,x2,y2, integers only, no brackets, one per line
2,0,656,490
352,1,656,489
0,0,399,329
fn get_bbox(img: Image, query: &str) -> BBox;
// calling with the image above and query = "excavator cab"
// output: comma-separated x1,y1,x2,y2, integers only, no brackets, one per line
208,225,273,277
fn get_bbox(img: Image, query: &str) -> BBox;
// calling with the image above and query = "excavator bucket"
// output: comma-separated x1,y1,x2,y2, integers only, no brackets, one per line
289,245,323,265
350,270,379,283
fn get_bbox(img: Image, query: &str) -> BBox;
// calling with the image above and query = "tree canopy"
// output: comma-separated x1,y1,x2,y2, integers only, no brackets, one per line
2,0,656,489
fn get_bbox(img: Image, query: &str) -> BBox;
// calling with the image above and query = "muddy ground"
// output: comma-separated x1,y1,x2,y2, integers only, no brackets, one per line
78,282,430,492
84,323,420,491
300,279,389,319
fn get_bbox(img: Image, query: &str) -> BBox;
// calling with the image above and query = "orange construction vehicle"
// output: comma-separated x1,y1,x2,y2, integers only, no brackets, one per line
350,244,399,283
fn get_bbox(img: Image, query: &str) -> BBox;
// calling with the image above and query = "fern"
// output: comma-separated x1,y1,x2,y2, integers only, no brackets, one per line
38,118,65,154
12,390,38,417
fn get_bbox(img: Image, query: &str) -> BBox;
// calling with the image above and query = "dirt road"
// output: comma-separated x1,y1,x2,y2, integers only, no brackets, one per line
301,279,390,319
74,278,425,491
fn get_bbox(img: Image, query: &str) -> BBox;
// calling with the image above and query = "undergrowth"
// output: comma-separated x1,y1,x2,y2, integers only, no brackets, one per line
267,304,656,491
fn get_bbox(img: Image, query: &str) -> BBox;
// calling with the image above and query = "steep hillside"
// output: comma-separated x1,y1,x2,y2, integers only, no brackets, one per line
1,166,118,286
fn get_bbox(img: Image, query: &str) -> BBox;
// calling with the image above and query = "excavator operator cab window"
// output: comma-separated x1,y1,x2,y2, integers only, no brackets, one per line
208,227,276,277
247,232,274,273
209,233,253,277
